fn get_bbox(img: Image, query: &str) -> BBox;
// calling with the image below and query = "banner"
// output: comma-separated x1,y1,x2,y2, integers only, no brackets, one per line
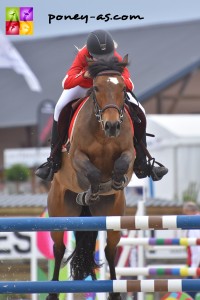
0,30,42,92
37,99,55,146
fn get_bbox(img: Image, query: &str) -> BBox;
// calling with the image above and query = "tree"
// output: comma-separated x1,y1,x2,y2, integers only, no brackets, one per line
5,164,30,193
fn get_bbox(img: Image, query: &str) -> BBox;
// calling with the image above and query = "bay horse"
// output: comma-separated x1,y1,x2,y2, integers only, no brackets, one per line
47,55,135,300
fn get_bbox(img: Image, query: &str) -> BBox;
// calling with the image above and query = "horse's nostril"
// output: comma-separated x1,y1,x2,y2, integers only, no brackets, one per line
105,121,121,136
116,122,120,130
105,121,111,131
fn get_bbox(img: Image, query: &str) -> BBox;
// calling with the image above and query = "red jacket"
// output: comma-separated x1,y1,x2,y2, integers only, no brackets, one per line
62,46,134,91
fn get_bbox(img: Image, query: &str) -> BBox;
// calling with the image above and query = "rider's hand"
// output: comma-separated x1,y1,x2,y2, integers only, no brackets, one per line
83,71,91,78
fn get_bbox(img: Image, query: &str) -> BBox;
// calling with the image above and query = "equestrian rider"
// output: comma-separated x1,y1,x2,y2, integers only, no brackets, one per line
35,30,168,182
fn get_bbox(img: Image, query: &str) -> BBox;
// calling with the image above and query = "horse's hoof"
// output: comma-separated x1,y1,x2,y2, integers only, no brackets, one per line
112,175,128,190
76,192,87,206
76,190,100,206
46,293,59,300
85,191,100,205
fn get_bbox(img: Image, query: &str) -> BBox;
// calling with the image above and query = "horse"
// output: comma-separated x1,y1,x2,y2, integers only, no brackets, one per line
47,55,135,300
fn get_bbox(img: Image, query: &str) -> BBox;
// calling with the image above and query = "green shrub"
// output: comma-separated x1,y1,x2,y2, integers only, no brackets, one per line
5,164,30,182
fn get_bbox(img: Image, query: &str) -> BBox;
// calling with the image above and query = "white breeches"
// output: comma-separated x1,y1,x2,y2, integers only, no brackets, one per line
54,86,89,121
54,87,145,121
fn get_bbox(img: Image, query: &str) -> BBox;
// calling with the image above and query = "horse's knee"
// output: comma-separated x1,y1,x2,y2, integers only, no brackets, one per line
114,156,129,176
87,168,101,187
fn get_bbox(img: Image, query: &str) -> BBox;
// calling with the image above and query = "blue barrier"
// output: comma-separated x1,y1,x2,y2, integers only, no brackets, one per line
0,215,200,232
1,280,200,293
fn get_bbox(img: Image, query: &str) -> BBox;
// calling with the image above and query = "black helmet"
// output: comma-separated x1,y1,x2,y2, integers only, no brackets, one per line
87,30,114,58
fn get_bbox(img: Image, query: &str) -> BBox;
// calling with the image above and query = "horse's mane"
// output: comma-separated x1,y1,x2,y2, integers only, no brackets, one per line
88,57,128,78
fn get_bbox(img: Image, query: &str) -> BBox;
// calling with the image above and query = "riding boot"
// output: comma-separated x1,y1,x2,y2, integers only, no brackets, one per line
35,120,62,181
134,134,168,181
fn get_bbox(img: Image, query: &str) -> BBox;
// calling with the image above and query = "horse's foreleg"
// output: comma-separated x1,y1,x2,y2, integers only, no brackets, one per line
73,149,102,205
112,150,134,190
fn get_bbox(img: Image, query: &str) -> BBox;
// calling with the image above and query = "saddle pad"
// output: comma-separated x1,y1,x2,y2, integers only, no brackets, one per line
68,97,89,142
125,107,134,136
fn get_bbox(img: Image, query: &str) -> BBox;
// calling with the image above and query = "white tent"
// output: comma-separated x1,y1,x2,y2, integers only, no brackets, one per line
146,114,200,202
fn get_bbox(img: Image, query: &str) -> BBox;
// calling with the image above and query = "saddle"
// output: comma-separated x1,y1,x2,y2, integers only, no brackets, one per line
57,97,88,147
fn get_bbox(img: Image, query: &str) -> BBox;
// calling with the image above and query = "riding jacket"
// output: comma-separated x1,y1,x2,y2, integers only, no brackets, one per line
62,46,134,91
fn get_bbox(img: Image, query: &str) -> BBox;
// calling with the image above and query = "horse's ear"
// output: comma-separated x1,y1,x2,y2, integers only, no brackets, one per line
85,56,94,66
122,54,128,65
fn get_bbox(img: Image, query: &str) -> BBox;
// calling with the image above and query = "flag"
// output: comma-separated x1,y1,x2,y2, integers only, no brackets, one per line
0,30,42,92
37,99,55,146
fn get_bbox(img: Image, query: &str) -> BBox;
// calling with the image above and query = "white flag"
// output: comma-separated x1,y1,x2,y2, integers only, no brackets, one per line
0,31,42,92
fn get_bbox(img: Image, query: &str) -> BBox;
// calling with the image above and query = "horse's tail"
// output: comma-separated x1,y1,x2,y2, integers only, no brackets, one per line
65,206,101,280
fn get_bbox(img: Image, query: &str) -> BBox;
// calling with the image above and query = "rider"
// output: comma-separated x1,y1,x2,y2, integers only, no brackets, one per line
35,29,168,182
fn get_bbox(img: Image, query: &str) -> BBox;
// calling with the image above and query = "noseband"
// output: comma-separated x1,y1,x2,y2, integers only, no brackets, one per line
92,70,127,128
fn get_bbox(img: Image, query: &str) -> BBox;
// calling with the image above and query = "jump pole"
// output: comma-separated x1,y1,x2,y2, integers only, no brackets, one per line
115,267,200,277
1,215,200,231
118,237,200,246
0,280,200,294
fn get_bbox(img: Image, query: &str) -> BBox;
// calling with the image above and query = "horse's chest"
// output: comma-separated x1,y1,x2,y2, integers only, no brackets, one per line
86,143,121,170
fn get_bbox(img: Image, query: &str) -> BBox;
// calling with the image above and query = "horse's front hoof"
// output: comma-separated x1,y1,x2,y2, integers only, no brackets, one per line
85,191,100,205
76,189,100,206
112,181,124,190
112,175,128,190
76,192,88,206
46,293,59,300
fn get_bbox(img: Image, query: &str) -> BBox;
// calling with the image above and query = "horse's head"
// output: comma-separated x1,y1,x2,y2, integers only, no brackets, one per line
87,55,128,137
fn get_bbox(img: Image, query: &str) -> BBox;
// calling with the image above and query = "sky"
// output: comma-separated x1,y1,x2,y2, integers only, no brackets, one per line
1,0,200,41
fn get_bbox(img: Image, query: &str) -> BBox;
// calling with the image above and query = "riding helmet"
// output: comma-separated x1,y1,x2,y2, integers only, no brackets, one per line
86,30,114,58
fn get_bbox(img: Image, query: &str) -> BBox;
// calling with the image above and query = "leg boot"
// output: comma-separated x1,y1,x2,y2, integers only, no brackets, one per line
134,134,168,181
35,120,62,181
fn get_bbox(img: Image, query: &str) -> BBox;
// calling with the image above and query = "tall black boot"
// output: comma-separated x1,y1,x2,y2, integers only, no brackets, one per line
35,120,62,181
134,134,168,181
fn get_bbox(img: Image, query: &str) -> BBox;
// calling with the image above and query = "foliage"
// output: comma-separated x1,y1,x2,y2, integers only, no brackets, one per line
182,182,200,203
5,164,30,182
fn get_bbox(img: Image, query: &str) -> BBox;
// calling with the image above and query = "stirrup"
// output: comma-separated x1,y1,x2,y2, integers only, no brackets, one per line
147,158,168,181
35,159,54,181
134,158,168,181
35,158,61,181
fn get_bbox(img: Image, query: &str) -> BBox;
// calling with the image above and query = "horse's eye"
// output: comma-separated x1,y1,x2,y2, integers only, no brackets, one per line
94,86,99,92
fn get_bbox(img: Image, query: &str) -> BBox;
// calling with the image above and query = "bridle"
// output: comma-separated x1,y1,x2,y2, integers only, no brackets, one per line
92,70,127,129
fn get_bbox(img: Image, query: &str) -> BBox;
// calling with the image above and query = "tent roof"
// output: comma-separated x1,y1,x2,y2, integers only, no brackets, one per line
147,114,200,138
0,20,200,128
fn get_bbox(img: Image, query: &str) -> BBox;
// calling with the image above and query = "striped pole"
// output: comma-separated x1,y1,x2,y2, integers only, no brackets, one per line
115,267,200,277
0,215,200,231
0,280,200,293
118,237,200,246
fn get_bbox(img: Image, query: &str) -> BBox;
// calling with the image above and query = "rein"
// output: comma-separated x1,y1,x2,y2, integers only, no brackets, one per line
92,70,127,129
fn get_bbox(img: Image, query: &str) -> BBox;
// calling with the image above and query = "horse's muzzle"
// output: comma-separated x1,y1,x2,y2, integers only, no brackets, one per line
104,121,121,137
